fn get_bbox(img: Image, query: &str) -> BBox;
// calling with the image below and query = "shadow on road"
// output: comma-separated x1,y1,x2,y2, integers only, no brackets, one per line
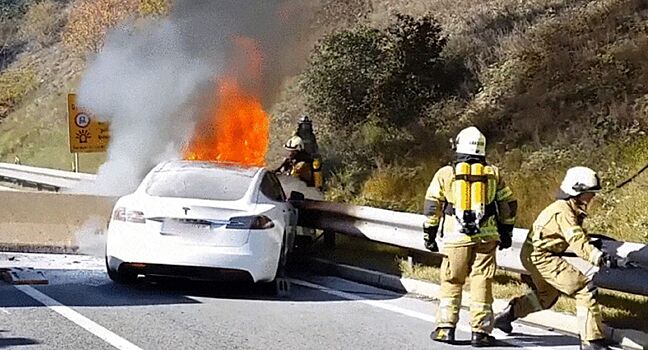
498,333,581,348
0,266,403,309
0,329,40,348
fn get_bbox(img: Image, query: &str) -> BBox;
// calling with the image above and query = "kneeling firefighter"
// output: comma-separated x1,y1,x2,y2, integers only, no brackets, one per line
423,126,517,347
493,167,625,350
275,135,314,186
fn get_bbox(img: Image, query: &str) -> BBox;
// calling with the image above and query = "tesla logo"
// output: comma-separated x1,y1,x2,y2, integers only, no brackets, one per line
182,207,190,215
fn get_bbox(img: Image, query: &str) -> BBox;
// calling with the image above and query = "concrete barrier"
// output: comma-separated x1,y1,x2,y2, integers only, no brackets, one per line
0,191,116,252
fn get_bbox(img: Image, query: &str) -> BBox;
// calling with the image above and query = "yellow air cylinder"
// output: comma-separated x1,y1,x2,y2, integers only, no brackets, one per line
471,163,486,218
454,162,471,213
312,157,323,189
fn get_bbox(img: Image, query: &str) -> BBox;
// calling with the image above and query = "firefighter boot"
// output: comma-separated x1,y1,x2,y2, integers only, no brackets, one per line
580,339,610,350
494,301,515,334
430,327,455,344
471,332,497,347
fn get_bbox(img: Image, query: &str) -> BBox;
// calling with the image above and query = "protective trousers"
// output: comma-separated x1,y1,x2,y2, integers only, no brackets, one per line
509,243,605,341
437,240,497,333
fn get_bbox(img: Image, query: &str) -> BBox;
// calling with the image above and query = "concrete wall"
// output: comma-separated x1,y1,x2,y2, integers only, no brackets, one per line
0,191,116,251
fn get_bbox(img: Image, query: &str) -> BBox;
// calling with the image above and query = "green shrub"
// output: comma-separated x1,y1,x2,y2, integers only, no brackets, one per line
0,67,38,117
302,25,394,126
138,0,170,17
0,0,29,20
63,0,139,54
18,0,65,49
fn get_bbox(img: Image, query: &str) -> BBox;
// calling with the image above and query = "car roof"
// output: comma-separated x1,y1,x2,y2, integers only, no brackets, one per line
154,160,263,178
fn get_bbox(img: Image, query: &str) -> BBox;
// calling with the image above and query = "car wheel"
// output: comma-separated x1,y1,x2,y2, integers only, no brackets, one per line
105,256,138,284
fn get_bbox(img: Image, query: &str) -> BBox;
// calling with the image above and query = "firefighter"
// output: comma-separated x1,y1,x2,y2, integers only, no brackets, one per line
423,126,517,347
493,167,623,350
294,115,323,190
275,135,314,186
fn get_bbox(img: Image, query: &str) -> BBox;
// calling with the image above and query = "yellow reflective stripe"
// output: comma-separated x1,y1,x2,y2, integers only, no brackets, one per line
500,217,516,225
496,186,514,201
469,232,500,241
426,216,440,226
471,302,493,312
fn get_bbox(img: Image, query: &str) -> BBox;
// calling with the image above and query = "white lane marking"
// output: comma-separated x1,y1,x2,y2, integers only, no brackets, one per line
0,307,10,314
15,285,142,350
292,279,581,350
291,279,472,332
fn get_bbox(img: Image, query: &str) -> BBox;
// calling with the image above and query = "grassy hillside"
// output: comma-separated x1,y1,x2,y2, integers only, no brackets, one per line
1,0,647,243
0,0,166,172
273,0,648,243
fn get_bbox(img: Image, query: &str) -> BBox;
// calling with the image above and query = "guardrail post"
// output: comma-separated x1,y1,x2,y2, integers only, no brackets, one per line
323,230,336,248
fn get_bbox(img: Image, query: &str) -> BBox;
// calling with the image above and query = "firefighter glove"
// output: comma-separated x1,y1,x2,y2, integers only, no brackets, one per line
498,224,513,250
423,225,439,252
600,252,620,269
601,253,634,269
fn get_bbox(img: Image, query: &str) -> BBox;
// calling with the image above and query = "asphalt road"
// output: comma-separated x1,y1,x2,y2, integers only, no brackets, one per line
0,253,607,350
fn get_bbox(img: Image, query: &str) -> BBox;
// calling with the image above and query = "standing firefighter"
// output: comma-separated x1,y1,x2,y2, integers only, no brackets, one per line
423,126,517,347
494,167,623,350
294,115,323,190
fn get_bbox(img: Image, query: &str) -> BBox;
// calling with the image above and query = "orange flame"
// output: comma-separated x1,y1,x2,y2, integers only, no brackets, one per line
184,37,269,167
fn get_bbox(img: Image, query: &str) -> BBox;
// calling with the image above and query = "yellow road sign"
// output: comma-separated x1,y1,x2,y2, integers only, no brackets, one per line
67,93,110,153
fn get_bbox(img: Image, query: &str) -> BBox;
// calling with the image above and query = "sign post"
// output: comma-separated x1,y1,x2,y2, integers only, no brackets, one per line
67,93,110,172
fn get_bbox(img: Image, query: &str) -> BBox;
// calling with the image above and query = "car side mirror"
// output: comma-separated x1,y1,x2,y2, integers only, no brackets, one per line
289,191,305,201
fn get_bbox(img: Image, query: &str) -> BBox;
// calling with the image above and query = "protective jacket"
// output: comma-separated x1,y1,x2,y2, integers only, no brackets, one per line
423,165,517,246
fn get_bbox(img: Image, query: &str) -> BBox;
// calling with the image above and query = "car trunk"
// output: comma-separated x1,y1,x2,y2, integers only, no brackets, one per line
142,196,256,247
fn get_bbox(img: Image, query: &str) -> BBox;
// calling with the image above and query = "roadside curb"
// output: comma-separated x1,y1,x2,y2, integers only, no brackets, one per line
0,244,78,255
305,257,648,350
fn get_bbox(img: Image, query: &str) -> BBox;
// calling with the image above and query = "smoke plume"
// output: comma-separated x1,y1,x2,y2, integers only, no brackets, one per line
76,0,316,195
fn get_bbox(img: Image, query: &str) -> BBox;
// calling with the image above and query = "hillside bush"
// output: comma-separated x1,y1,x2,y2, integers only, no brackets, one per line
18,0,65,49
0,0,29,20
63,0,139,53
138,0,169,17
302,13,461,130
0,67,37,118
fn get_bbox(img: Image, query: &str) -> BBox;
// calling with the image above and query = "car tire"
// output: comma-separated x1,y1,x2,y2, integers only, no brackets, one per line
105,256,138,284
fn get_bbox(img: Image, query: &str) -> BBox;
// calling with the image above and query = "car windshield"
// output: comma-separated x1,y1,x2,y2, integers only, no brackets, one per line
146,163,258,201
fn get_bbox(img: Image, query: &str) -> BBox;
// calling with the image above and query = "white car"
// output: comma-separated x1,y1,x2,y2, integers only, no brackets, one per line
105,160,301,291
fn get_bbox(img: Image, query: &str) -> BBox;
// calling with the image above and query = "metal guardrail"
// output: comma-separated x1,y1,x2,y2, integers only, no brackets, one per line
1,162,647,296
0,163,93,191
298,200,648,296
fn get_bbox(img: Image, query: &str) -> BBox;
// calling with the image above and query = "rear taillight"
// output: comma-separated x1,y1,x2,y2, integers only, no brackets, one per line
112,207,146,224
226,215,274,230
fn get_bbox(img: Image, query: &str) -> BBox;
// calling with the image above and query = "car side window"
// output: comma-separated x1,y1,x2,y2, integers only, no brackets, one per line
260,173,286,202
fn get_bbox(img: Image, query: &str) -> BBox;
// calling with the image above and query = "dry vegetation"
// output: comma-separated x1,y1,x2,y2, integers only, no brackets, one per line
0,0,171,170
0,0,646,333
272,0,648,243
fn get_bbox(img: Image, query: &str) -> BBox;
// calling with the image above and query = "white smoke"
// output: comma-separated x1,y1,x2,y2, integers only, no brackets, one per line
74,1,316,196
76,20,213,195
74,215,107,257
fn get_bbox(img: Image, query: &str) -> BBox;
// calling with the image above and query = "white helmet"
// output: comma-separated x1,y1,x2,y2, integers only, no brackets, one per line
559,166,602,197
284,135,304,151
455,126,486,156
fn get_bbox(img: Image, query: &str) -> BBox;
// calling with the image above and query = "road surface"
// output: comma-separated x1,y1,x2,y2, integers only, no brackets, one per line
0,252,610,350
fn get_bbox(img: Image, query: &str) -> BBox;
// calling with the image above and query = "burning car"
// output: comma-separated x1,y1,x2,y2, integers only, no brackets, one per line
105,160,301,292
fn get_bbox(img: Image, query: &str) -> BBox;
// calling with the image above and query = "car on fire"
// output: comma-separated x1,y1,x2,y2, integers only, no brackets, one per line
105,160,302,292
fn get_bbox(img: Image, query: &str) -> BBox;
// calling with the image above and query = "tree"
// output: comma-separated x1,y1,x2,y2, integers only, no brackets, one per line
301,26,394,126
302,14,452,129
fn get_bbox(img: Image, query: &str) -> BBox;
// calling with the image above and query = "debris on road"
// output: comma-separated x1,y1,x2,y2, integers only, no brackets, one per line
1,267,48,285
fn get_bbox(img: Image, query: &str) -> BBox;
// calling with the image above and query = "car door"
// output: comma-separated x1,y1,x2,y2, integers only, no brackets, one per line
259,172,295,253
